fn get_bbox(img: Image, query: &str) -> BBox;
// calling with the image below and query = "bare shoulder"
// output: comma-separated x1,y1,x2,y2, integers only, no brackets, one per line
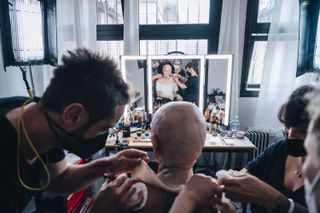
157,78,165,84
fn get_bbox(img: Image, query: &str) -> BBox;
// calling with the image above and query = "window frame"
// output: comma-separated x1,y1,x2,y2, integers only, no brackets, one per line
96,0,222,54
240,0,271,97
0,0,57,67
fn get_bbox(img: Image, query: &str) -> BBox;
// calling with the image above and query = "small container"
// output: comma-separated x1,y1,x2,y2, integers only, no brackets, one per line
226,130,233,137
235,131,245,139
136,131,142,141
123,126,131,138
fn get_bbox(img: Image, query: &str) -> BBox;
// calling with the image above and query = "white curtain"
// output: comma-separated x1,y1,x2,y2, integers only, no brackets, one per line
208,0,248,169
57,0,97,60
218,0,248,123
254,0,299,133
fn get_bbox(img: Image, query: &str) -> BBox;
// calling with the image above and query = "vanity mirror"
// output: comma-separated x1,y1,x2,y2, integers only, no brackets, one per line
204,55,233,126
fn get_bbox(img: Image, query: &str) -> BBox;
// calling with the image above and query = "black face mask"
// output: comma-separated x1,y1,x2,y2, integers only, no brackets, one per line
44,111,109,158
285,138,306,157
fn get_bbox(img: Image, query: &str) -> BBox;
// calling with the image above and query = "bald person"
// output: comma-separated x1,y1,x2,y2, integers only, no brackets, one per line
127,101,222,212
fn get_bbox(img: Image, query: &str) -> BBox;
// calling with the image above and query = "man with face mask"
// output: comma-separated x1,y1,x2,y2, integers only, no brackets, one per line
0,48,148,212
303,92,320,212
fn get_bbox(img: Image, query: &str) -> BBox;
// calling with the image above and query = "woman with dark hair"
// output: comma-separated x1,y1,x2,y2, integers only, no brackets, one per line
173,62,199,104
219,85,319,213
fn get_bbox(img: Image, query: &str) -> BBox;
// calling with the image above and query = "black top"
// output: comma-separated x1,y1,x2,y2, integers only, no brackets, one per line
0,97,65,212
246,139,306,213
184,76,199,104
175,68,187,98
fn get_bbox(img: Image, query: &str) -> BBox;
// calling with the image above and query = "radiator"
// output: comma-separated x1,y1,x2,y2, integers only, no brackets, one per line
246,130,273,159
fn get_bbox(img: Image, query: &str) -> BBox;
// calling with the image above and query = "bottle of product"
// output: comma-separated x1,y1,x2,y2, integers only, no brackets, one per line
229,115,240,132
204,107,211,122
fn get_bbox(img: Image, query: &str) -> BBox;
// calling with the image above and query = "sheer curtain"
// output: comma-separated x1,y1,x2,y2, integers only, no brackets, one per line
57,0,97,60
254,0,299,133
210,0,248,169
218,0,247,122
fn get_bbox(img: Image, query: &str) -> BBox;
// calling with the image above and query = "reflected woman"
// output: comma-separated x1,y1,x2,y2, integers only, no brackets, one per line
174,62,199,104
156,64,178,104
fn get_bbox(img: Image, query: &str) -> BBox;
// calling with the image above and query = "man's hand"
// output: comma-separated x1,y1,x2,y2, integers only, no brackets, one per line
88,174,143,213
170,174,222,213
96,149,149,176
220,172,282,209
184,174,222,206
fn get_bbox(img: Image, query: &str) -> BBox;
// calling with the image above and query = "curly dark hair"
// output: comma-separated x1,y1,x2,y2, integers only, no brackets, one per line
277,85,316,129
41,48,129,122
185,61,199,74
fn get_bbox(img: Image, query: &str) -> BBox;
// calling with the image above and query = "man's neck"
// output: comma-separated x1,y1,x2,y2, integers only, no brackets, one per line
157,165,193,188
7,103,59,162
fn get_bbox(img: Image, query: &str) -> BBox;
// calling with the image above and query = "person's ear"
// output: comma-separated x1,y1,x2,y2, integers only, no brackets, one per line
151,133,161,163
62,103,89,130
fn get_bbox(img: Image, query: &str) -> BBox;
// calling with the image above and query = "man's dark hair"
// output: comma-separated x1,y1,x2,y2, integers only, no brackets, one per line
277,85,316,129
185,61,198,74
41,48,129,122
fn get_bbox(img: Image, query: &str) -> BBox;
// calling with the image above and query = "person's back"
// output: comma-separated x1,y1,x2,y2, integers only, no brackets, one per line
128,102,216,213
137,185,215,213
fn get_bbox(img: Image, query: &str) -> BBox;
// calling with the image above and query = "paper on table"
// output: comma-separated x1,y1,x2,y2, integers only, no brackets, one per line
205,136,220,144
223,138,236,145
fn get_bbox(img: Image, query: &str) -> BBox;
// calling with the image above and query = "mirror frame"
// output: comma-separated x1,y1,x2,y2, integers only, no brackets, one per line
147,55,206,113
205,54,233,126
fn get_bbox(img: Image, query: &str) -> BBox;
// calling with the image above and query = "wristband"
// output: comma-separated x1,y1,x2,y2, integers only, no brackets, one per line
288,198,294,213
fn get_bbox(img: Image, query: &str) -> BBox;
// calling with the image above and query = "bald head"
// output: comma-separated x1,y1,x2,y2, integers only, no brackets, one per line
151,102,206,166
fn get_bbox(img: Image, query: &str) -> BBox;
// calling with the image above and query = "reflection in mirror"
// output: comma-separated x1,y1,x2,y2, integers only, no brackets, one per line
204,55,233,128
147,55,205,113
121,56,147,108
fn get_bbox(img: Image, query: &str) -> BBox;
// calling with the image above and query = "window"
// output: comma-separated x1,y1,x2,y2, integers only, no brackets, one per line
139,0,210,24
257,0,274,23
314,13,320,69
97,0,123,24
140,39,208,55
9,0,44,61
139,0,221,54
97,0,222,56
0,0,57,66
240,0,274,97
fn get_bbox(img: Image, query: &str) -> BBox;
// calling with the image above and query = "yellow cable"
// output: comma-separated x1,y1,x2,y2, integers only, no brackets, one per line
27,89,33,97
17,99,51,191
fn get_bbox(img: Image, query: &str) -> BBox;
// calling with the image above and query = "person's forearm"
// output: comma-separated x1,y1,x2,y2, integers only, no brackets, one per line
175,80,187,89
48,160,104,194
269,194,308,213
169,193,197,213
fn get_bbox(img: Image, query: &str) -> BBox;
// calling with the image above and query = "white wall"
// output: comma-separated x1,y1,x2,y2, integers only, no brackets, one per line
0,29,30,97
238,98,258,130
